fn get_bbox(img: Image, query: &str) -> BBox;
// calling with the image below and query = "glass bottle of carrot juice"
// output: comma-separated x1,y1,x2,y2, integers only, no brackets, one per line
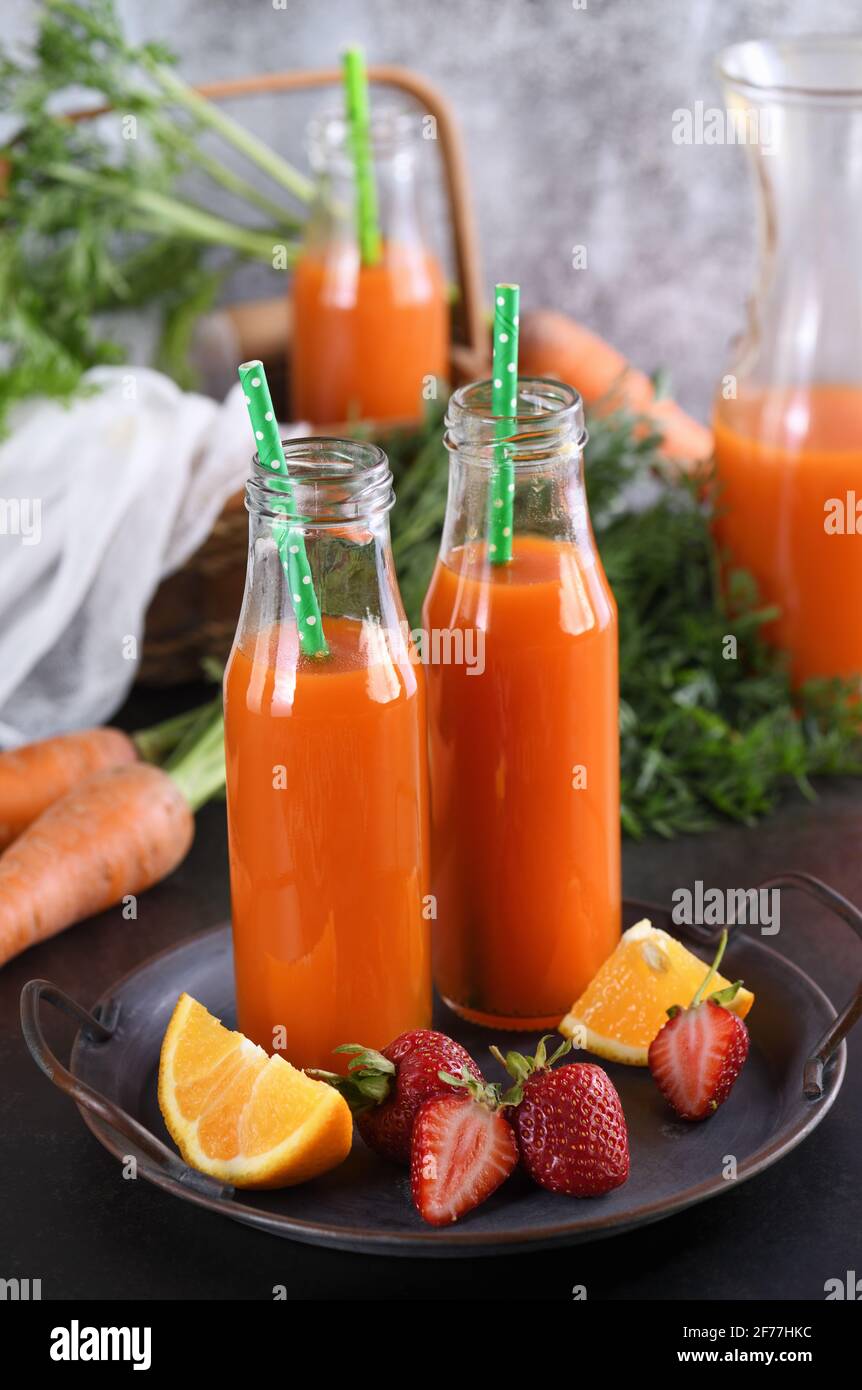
224,439,431,1070
712,38,862,686
422,379,621,1029
291,108,449,425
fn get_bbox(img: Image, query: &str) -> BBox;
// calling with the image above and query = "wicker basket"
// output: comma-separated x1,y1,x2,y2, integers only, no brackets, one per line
121,64,488,684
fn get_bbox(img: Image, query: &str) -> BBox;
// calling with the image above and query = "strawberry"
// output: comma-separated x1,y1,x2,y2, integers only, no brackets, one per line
492,1036,630,1196
647,928,750,1121
310,1030,483,1164
410,1080,518,1226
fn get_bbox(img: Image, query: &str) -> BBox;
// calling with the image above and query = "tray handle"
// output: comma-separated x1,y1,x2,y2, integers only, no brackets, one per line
754,873,862,1100
20,979,233,1201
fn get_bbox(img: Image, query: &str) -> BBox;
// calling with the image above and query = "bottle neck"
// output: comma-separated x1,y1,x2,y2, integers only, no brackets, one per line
241,439,405,642
246,437,395,527
305,108,428,255
440,378,591,562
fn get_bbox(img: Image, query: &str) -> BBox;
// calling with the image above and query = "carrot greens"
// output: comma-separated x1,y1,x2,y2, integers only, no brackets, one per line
164,703,226,815
0,0,309,427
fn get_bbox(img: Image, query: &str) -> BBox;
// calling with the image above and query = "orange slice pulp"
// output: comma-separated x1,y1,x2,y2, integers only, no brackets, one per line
158,993,353,1188
559,920,755,1066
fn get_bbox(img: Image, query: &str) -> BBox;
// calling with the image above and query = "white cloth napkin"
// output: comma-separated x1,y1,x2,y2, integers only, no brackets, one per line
0,367,272,746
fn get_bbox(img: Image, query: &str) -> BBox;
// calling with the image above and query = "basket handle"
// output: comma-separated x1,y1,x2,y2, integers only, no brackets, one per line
673,872,861,1100
68,63,488,373
19,979,232,1201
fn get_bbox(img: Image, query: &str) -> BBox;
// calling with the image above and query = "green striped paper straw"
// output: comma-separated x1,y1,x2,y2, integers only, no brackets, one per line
342,45,382,266
489,283,521,564
238,361,328,658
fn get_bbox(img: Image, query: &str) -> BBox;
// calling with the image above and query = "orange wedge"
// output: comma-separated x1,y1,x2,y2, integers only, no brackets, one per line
559,920,755,1066
158,994,353,1188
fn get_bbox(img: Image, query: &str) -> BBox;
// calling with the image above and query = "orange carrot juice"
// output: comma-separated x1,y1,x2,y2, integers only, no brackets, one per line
713,386,862,685
291,243,448,425
423,534,621,1029
225,617,431,1070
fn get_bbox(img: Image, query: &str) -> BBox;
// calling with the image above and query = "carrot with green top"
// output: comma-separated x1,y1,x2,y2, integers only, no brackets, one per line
0,708,224,968
0,696,220,851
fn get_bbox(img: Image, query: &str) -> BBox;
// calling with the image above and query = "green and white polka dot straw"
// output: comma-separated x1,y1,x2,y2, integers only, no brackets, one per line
238,361,328,658
489,283,520,565
342,45,382,267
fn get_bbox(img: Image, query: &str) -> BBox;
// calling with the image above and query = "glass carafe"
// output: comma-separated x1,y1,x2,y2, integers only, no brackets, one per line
224,439,431,1070
290,108,449,425
422,379,621,1029
712,37,862,687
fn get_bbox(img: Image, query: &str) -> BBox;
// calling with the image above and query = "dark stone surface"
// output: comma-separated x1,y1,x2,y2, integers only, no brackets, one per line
1,685,860,1299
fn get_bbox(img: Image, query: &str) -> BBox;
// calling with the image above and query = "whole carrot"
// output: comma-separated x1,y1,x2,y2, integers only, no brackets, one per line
0,711,224,968
0,728,137,851
518,308,713,463
519,308,654,413
0,694,222,852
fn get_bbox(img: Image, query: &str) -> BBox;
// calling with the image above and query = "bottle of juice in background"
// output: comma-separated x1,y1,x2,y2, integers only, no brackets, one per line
422,379,621,1029
712,39,862,686
225,439,431,1070
291,108,449,425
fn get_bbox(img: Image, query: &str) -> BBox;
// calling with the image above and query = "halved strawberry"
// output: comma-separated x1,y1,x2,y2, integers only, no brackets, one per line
410,1078,518,1226
647,929,750,1121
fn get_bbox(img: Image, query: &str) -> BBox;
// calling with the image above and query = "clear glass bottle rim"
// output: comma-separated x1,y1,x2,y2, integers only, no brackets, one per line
717,36,862,104
445,377,588,467
246,437,394,525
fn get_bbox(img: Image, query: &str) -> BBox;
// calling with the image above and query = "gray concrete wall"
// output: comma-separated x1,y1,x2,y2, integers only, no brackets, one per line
9,0,860,418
